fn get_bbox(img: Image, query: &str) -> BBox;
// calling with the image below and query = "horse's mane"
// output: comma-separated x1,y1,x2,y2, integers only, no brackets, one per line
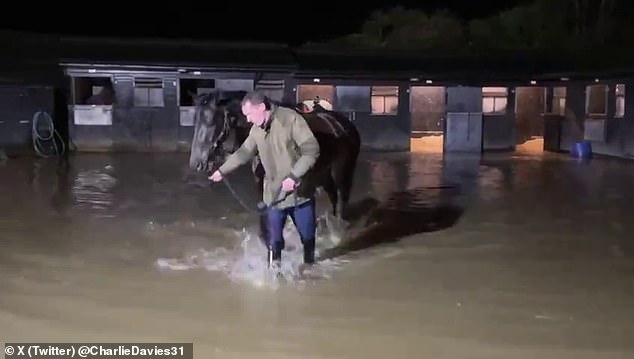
194,91,346,134
196,91,316,113
194,90,248,108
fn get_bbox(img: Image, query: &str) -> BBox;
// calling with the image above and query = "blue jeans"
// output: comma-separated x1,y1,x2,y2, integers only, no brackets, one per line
265,198,316,264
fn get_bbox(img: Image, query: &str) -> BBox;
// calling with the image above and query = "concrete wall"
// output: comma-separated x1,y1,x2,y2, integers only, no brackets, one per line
560,78,634,159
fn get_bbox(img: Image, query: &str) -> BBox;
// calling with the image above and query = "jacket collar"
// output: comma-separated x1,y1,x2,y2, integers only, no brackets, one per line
260,103,278,133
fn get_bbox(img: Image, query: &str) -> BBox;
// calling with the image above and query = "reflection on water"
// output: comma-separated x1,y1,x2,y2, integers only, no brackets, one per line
72,169,117,212
1,151,634,357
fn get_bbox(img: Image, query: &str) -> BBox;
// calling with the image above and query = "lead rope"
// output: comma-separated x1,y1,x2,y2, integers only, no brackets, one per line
215,175,296,214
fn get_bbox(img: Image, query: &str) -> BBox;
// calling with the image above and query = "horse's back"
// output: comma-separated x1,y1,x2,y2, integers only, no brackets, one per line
300,110,358,140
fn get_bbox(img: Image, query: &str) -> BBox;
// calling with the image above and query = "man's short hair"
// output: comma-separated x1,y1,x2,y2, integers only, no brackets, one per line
242,90,271,110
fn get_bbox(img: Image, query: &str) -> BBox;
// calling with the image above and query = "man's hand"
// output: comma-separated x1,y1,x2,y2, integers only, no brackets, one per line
281,177,297,192
208,170,223,182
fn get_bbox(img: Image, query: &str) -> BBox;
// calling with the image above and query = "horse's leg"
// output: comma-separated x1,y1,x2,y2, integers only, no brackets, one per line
332,145,359,221
320,173,338,217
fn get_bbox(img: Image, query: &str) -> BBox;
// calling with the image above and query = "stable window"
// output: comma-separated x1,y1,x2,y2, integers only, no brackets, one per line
255,79,285,102
297,84,334,104
335,86,371,112
297,84,335,111
615,84,625,118
179,78,215,106
552,87,566,116
371,86,399,115
72,76,115,105
134,78,164,107
482,87,507,114
586,84,608,116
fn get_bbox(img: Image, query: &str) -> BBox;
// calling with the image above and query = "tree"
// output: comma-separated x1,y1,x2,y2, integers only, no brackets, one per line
322,1,634,52
566,0,633,45
327,6,466,50
468,1,571,51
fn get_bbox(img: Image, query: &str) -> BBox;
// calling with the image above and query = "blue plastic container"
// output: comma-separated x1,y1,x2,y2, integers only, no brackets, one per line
571,141,592,158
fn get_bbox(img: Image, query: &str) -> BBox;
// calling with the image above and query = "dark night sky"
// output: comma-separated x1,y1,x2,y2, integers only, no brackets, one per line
3,1,530,44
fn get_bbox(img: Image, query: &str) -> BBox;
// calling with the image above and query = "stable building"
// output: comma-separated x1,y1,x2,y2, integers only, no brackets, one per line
3,30,634,160
59,36,297,152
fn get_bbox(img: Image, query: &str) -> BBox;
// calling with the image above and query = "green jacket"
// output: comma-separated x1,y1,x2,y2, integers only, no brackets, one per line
218,104,320,209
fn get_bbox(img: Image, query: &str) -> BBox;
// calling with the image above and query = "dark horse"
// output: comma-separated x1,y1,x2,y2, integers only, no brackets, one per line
188,90,361,241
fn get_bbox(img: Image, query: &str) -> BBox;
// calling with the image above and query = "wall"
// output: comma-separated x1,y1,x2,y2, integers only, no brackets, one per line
409,86,445,152
409,86,444,133
444,86,483,153
354,84,410,151
515,87,546,143
482,87,516,151
69,74,177,152
559,82,586,152
292,81,411,151
111,76,180,152
560,78,634,159
175,74,273,151
0,85,55,155
67,69,273,152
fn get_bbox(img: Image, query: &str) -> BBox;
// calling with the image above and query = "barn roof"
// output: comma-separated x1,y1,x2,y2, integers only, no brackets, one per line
2,30,634,84
0,30,297,75
56,35,298,72
290,45,634,82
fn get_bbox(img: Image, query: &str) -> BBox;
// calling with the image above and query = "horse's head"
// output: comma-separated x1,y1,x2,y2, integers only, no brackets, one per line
188,90,248,172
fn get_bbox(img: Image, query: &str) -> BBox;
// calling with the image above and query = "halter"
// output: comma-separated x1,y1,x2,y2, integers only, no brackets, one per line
209,108,234,155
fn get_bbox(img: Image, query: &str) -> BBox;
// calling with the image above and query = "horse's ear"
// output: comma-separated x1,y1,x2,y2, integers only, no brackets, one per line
196,92,217,108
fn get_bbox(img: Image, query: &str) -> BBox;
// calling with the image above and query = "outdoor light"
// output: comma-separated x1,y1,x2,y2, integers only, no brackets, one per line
313,78,320,83
410,77,419,82
193,71,201,75
530,80,537,85
560,77,569,81
595,78,600,83
88,69,96,73
426,80,433,84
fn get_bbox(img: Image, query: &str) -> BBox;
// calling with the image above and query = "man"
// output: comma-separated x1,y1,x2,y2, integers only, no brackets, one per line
208,90,320,268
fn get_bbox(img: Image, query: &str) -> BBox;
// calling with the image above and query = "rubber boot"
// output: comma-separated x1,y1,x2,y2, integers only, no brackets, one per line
303,238,316,264
267,244,282,268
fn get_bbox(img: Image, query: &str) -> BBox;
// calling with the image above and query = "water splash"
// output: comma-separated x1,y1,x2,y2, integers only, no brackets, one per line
155,212,350,290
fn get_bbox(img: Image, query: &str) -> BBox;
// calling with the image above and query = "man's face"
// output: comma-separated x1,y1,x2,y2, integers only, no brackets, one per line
241,101,267,127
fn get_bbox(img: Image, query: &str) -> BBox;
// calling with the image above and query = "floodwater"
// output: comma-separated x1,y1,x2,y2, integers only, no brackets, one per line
1,150,633,358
